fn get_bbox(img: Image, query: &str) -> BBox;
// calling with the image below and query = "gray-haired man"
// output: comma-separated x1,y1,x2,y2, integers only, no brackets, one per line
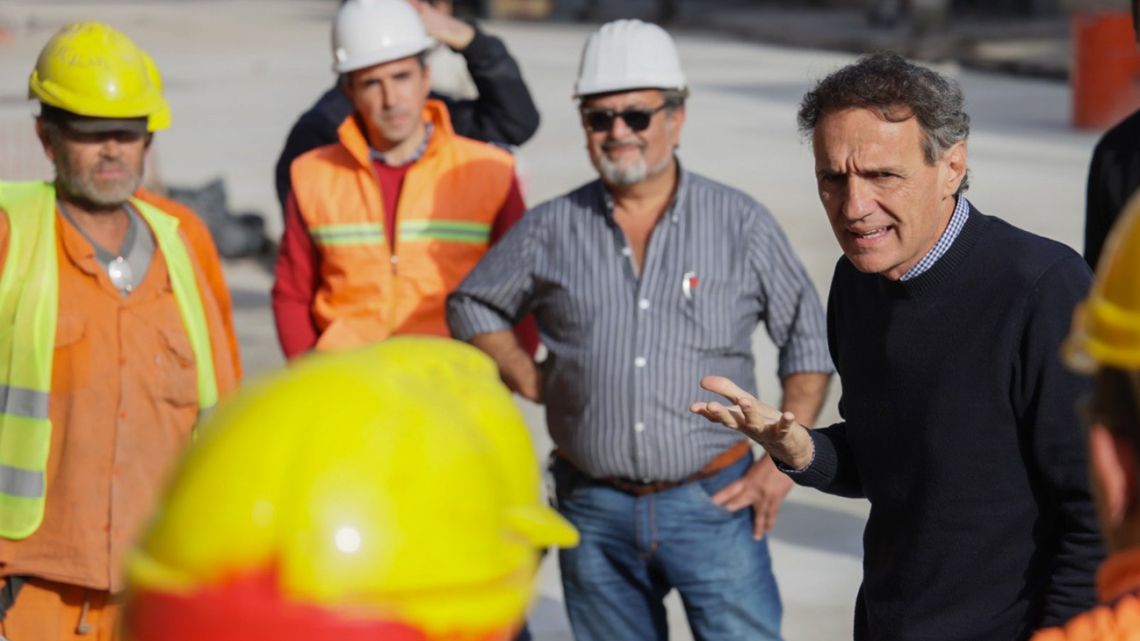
693,52,1104,640
448,19,831,641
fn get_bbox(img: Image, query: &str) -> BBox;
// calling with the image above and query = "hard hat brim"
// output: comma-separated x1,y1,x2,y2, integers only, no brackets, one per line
508,506,580,549
573,80,688,99
333,38,436,75
41,105,149,135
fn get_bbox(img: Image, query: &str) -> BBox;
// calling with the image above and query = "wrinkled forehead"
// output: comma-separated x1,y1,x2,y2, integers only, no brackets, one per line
810,107,930,171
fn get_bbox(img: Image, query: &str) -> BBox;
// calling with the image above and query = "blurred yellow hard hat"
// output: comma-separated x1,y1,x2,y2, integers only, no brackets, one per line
28,22,170,131
1065,190,1140,373
123,337,576,641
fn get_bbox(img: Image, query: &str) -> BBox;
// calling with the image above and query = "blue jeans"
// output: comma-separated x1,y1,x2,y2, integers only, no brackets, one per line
551,454,783,641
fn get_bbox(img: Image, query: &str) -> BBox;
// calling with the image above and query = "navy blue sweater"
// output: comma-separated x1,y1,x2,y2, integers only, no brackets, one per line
795,206,1104,640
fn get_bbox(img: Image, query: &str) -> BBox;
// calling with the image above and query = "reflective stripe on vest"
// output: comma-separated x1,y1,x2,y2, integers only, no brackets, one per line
397,220,490,244
0,181,218,539
310,222,384,247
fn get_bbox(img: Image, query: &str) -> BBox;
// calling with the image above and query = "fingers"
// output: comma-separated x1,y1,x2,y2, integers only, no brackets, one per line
753,506,770,540
724,492,754,512
778,410,797,432
699,375,753,405
737,394,787,427
752,499,782,539
710,479,744,506
689,400,745,429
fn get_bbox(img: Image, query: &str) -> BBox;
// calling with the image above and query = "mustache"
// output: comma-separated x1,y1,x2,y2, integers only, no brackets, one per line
601,140,646,152
94,159,131,174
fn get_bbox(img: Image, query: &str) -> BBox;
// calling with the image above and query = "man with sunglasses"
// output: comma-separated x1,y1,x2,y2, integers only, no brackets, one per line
448,19,832,641
0,22,239,639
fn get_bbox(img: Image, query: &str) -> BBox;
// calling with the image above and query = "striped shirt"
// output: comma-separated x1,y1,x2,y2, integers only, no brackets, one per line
900,195,971,281
448,168,833,481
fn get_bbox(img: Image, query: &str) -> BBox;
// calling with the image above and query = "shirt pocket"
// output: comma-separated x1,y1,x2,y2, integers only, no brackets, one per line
54,315,86,349
51,315,91,393
155,325,199,408
681,277,737,350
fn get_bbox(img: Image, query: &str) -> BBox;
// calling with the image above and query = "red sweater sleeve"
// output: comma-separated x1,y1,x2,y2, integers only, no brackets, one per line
491,175,540,356
272,192,321,359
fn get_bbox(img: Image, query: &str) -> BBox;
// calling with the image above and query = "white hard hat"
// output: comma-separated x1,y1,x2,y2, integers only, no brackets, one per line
332,0,436,74
574,20,687,98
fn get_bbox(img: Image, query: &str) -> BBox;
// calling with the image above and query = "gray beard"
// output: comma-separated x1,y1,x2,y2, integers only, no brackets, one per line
56,165,140,209
598,153,672,187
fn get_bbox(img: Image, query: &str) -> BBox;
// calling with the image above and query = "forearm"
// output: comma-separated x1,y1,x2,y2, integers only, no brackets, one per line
272,193,321,359
469,330,541,402
779,371,829,427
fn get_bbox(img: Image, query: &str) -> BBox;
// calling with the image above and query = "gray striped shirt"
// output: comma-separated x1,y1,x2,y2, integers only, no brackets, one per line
447,168,833,481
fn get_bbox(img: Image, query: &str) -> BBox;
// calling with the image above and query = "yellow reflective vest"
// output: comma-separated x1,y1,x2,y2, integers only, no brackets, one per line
0,181,217,539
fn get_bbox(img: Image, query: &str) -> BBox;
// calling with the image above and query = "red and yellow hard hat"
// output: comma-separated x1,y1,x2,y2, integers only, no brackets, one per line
122,337,577,641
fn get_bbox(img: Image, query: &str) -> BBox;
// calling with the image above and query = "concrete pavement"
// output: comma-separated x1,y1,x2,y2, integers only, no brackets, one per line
0,2,1102,639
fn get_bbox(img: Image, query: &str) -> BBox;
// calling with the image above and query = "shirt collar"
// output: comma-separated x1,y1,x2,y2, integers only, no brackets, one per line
899,195,971,282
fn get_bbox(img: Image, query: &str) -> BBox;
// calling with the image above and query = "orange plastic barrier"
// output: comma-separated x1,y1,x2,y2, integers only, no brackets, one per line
1072,12,1140,129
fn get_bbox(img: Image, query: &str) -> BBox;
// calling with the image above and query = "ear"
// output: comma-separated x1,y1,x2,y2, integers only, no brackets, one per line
34,119,56,163
144,133,154,151
1090,423,1138,528
339,72,355,100
940,140,967,198
666,104,686,147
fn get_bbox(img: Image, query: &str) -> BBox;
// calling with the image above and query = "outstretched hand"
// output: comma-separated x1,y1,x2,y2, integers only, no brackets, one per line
690,375,798,447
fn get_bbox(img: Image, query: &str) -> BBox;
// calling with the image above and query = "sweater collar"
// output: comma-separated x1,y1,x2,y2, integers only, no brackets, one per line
890,199,987,298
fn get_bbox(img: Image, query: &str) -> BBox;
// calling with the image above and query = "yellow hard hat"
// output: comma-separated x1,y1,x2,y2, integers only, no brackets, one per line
1065,190,1140,373
141,52,170,131
123,337,577,641
28,22,170,131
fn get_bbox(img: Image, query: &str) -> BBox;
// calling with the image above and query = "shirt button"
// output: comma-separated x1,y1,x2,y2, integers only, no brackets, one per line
621,247,632,257
634,356,646,368
634,422,645,433
638,298,650,310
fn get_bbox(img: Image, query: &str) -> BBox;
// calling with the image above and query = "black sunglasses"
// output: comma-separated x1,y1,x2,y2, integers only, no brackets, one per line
581,103,670,133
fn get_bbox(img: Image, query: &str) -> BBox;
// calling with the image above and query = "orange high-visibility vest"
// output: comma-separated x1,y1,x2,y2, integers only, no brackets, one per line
291,100,515,350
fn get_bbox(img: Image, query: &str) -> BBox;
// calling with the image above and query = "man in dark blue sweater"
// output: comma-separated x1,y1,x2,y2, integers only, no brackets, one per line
692,52,1104,641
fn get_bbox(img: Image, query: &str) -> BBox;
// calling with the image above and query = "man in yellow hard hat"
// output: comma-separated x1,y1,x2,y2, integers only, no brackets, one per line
119,337,577,641
0,21,238,640
1030,196,1140,640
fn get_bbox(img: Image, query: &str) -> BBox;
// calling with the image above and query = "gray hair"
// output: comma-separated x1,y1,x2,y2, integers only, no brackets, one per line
797,52,970,192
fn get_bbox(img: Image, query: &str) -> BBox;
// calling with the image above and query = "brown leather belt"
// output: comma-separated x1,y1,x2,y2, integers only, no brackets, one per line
562,440,751,497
